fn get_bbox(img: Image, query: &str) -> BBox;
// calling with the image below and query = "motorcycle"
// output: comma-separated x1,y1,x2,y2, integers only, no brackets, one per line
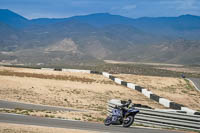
104,100,139,127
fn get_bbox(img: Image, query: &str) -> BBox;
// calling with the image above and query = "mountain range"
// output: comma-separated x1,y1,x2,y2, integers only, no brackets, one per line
0,9,200,65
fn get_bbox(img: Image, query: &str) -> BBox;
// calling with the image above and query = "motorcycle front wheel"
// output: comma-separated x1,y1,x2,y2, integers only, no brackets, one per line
123,115,134,127
104,116,112,126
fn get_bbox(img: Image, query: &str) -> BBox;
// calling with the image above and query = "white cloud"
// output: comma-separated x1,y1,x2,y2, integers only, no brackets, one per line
122,5,137,10
176,0,198,10
160,0,199,10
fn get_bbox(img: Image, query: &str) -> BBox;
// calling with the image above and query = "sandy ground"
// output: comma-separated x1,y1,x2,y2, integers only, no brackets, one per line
0,75,163,110
156,67,200,74
1,66,199,111
104,60,183,67
0,108,105,122
0,123,100,133
0,67,164,121
115,74,200,111
0,66,114,84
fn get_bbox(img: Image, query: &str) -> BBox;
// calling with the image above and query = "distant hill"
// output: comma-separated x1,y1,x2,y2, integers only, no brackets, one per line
67,13,134,27
67,13,200,40
0,9,200,65
0,9,29,28
0,21,21,51
131,15,200,40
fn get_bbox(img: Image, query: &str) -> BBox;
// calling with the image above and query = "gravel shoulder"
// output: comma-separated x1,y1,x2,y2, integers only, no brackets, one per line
0,122,100,133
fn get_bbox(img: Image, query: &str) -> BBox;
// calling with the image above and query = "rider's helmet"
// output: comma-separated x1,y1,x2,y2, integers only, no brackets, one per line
128,99,132,104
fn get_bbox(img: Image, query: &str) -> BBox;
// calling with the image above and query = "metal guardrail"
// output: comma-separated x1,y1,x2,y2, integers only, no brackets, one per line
108,102,200,131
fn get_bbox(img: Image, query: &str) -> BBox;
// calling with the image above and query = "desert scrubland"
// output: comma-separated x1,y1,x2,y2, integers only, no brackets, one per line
0,66,163,121
115,74,200,111
0,123,99,133
0,66,199,123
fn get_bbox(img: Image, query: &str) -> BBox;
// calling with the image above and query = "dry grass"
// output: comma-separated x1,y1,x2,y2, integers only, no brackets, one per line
0,67,113,84
115,74,200,110
0,66,164,122
104,60,183,67
0,108,105,123
0,75,163,110
0,122,100,133
156,67,200,74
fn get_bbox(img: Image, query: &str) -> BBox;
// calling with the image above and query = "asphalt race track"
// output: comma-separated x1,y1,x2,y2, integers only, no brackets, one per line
189,78,200,91
0,113,183,133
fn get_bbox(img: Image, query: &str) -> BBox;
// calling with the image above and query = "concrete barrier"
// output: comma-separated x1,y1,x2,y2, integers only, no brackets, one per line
159,98,171,108
41,68,55,71
114,78,123,84
102,72,111,78
127,83,136,90
62,69,91,73
34,67,200,115
142,89,152,98
7,65,200,115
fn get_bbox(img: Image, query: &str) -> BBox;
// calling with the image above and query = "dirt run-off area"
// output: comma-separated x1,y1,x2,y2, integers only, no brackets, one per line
156,67,200,74
0,66,163,121
115,74,200,111
0,123,100,133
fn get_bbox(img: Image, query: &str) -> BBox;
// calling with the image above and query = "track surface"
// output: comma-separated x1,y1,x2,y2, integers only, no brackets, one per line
0,113,183,133
0,100,83,112
189,78,200,91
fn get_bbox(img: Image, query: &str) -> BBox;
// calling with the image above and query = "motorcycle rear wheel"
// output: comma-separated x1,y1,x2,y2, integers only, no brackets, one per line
123,115,134,127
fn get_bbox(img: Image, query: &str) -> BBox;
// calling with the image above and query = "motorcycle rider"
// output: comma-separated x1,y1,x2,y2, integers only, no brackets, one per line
113,99,132,116
104,99,139,127
122,99,132,109
120,99,132,117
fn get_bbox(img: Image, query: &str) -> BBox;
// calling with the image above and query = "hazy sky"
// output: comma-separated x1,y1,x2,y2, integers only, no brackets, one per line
0,0,200,19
